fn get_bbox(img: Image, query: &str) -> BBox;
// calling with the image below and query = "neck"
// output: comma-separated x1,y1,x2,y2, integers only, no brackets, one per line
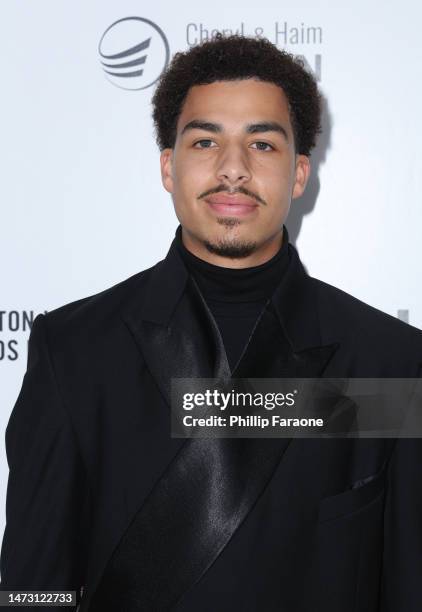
180,227,285,269
175,224,290,303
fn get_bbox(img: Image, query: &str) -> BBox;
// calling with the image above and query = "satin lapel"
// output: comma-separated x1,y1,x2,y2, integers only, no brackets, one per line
90,279,292,611
233,301,339,379
88,436,290,612
127,278,231,411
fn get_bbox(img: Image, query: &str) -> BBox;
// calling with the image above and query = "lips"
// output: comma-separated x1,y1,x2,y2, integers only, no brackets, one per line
205,193,259,217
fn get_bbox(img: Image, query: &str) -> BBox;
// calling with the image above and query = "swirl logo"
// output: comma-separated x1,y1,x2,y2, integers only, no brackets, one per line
99,17,170,90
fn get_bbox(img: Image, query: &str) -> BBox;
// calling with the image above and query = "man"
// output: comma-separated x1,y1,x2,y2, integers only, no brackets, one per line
1,34,421,612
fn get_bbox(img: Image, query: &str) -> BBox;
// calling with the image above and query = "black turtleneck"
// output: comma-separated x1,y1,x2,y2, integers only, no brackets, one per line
175,225,290,371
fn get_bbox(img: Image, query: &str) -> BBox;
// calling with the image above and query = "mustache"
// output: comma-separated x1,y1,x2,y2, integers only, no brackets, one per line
198,184,266,206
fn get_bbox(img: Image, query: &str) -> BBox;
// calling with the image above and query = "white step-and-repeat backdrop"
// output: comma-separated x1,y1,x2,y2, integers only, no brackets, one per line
1,0,421,545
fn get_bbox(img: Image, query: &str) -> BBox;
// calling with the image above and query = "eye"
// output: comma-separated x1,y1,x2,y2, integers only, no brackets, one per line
193,139,217,149
250,142,274,152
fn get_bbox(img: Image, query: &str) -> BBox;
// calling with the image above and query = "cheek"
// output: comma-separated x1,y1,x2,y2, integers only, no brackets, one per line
174,159,211,198
255,172,292,204
253,155,294,184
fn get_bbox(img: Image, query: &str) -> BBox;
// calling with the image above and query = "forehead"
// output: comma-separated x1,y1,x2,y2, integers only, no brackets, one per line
177,79,291,132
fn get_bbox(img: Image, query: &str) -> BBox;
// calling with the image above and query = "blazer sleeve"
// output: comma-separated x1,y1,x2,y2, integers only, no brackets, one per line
0,314,90,608
380,435,422,611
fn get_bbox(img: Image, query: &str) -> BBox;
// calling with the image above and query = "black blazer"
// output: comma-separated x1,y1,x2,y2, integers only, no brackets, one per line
1,230,422,612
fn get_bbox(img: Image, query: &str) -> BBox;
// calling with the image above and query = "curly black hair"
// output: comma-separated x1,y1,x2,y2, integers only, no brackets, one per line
151,34,321,156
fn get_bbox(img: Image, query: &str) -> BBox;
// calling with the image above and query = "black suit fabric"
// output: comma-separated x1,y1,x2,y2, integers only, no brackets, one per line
1,228,422,612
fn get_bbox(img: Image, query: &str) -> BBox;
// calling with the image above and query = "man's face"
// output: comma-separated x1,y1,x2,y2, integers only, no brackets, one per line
160,78,310,266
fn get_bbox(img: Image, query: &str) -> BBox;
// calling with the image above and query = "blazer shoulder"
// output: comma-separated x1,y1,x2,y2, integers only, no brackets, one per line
312,275,422,353
40,261,160,343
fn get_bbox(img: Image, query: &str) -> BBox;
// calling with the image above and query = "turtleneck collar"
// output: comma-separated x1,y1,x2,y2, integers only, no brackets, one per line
174,224,290,303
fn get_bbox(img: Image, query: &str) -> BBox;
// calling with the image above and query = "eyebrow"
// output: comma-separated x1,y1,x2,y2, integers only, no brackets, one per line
180,120,289,142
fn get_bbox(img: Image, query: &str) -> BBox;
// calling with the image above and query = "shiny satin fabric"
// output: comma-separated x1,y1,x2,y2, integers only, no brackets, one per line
88,274,338,611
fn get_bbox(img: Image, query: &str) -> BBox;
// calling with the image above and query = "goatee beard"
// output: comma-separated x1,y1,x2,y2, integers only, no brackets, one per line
203,218,257,259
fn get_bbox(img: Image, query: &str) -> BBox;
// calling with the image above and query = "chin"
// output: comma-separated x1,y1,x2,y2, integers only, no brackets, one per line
203,234,258,259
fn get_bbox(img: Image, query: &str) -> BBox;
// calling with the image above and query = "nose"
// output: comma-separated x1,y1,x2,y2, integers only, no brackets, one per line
215,144,252,187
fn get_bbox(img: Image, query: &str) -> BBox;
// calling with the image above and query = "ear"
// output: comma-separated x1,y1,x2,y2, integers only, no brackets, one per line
160,148,174,193
292,155,311,199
